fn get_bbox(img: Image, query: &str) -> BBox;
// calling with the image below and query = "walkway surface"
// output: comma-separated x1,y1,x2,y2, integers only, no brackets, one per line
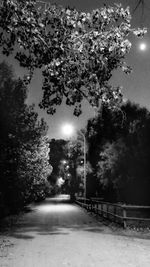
0,195,150,267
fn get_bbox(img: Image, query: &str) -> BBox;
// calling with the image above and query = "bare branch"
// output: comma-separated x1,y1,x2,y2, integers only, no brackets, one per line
132,0,144,14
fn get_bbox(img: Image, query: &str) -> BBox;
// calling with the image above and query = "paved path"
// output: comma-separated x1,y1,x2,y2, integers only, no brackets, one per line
1,195,150,267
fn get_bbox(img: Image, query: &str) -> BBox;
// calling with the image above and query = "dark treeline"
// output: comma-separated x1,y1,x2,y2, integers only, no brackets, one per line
48,101,150,206
0,62,52,217
1,61,150,216
86,102,150,205
48,138,84,198
48,139,68,194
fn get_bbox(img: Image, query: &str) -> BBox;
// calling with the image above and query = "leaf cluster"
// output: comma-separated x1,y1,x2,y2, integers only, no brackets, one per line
0,62,52,215
0,1,147,115
86,101,150,204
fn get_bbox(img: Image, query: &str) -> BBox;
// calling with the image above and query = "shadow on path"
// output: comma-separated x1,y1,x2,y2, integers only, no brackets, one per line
3,195,150,241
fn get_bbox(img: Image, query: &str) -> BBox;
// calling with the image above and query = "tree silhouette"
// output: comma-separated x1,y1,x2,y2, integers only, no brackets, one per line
0,62,52,215
0,1,146,115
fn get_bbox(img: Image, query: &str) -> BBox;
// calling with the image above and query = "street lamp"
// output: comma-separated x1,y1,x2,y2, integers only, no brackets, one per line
79,132,86,199
61,123,74,138
61,123,87,199
62,159,67,165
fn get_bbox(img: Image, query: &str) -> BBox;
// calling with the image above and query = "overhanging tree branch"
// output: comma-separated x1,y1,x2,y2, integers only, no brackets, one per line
0,1,147,116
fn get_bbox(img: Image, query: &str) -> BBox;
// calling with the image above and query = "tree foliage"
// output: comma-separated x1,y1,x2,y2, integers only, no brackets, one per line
48,139,68,184
0,62,52,216
0,0,146,115
86,101,150,204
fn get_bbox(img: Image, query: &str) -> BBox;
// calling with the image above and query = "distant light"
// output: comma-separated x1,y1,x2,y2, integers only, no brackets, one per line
57,177,64,187
61,123,74,137
139,42,147,51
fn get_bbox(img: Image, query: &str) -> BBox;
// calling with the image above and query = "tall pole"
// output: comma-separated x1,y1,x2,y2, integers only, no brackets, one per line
80,133,86,199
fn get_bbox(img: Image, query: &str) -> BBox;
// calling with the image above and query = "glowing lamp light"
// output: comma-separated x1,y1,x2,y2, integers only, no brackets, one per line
139,42,147,51
61,123,74,137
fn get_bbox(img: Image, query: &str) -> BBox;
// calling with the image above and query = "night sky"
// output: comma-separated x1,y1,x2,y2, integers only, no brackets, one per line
3,0,150,139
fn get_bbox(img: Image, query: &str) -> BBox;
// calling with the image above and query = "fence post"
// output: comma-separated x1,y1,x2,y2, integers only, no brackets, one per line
123,206,127,228
101,203,103,217
114,206,116,223
107,204,109,219
95,201,97,214
84,198,86,209
87,199,89,211
90,199,93,212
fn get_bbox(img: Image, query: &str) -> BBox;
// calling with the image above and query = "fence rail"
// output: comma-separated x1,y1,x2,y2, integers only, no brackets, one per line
75,197,150,228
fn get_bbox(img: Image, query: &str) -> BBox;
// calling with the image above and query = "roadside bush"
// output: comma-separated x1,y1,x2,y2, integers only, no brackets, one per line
0,62,52,216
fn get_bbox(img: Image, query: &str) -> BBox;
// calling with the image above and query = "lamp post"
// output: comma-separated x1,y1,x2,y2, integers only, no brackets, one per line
61,123,87,200
79,132,86,199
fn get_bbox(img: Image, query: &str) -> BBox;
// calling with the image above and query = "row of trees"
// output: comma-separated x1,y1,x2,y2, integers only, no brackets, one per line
48,139,68,194
48,138,84,199
53,101,150,205
0,62,52,217
85,102,150,205
0,1,148,208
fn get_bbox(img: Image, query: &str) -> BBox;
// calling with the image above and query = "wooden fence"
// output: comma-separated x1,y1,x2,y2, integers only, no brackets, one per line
75,197,150,228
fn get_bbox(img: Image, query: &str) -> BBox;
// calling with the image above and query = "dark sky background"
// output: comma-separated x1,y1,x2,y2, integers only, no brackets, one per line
3,0,150,139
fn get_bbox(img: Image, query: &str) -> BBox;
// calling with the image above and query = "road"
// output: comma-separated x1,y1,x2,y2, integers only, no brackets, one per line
0,195,150,267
